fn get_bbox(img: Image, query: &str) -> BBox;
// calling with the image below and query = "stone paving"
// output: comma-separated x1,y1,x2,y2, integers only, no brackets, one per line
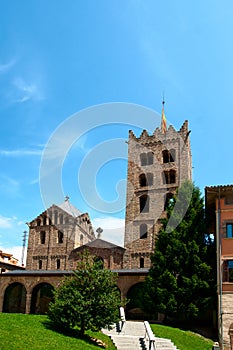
102,321,179,350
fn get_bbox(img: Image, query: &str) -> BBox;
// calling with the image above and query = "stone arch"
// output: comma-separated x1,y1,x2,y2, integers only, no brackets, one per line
139,173,147,187
163,169,176,185
140,194,149,213
139,173,153,187
162,149,175,163
126,282,145,319
30,282,54,314
3,282,26,313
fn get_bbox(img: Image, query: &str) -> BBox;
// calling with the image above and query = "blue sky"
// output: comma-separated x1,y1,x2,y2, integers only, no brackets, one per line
0,0,232,263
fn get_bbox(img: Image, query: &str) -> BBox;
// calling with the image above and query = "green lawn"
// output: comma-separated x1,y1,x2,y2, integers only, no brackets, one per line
0,313,116,350
0,313,215,350
151,324,214,350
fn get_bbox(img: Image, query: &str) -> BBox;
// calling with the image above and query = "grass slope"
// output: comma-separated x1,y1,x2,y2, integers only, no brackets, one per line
151,324,214,350
0,313,214,350
0,313,116,350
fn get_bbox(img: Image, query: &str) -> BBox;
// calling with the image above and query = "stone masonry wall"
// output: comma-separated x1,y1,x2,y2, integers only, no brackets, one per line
124,121,192,269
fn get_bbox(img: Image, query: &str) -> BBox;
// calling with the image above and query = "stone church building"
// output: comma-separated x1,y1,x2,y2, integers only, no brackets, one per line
0,118,192,317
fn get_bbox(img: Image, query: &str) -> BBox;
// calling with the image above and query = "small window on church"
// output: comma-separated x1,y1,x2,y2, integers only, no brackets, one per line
163,170,176,185
58,231,63,243
147,152,153,165
170,170,176,184
140,153,147,166
162,150,169,163
59,213,63,224
140,195,149,213
140,257,144,268
37,219,41,226
163,149,175,163
40,231,46,244
147,173,153,186
56,259,61,269
140,224,148,239
39,260,42,269
170,149,175,162
43,216,47,225
80,234,83,246
139,174,147,187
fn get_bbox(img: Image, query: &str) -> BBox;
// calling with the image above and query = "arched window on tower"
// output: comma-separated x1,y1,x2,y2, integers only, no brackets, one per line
170,170,176,184
37,218,41,226
38,260,42,269
162,149,175,163
163,170,176,185
140,195,149,213
58,231,63,244
147,152,153,165
43,216,47,226
56,259,61,269
140,152,154,166
139,174,147,187
140,153,147,166
139,173,153,187
40,231,46,244
140,223,148,239
170,149,175,162
140,257,145,268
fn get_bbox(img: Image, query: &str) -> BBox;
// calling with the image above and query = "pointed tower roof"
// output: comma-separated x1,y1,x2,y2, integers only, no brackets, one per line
57,198,82,218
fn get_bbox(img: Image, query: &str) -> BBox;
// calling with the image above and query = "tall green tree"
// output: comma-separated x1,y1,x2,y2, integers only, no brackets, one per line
48,251,121,336
144,181,215,321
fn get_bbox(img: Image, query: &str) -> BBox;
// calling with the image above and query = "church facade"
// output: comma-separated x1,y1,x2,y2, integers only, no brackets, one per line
0,117,193,318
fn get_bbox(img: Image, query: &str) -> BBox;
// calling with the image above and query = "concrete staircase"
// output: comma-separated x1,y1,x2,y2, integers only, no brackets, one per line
102,321,179,350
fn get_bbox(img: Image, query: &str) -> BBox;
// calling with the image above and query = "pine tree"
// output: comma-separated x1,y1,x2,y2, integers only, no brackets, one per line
48,251,121,336
144,181,215,321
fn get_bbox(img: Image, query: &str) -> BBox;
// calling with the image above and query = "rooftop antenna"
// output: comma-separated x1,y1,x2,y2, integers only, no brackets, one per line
21,230,27,266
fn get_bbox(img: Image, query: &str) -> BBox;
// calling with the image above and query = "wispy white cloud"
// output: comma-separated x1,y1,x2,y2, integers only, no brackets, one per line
0,215,13,229
12,77,44,103
0,174,20,198
0,148,42,157
0,59,16,73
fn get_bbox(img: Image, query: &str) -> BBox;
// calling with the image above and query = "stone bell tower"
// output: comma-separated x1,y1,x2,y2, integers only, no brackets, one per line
123,115,192,269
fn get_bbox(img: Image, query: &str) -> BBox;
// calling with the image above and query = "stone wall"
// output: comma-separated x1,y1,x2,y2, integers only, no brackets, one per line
26,205,95,270
124,121,192,269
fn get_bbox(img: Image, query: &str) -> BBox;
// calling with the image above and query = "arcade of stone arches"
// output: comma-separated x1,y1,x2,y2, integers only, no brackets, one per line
0,272,147,318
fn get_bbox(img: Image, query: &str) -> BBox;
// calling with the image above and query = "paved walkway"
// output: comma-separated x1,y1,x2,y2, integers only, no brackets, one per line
102,321,179,350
